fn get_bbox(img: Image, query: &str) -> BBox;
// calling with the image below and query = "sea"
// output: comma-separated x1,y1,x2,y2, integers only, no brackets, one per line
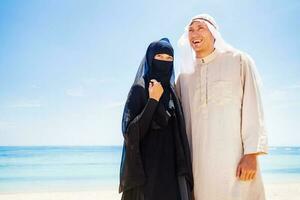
0,146,299,193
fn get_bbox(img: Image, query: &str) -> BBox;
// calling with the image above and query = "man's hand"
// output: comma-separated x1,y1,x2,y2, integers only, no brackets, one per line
236,154,258,181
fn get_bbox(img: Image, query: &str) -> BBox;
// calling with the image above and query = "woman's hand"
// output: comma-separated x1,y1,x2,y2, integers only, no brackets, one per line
148,79,164,101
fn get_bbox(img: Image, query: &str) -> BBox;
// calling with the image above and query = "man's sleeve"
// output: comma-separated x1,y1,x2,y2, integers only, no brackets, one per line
175,76,182,100
176,75,193,160
240,54,268,155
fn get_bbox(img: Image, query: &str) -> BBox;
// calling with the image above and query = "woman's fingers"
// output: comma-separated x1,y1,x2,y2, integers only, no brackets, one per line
148,80,163,101
150,79,158,84
149,79,160,88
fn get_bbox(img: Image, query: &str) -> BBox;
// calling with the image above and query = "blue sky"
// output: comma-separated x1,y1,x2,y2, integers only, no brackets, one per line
0,0,299,146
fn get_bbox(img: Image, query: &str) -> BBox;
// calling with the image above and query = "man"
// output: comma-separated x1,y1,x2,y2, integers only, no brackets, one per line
176,14,268,200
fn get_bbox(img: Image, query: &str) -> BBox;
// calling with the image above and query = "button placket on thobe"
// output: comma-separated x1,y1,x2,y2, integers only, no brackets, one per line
195,59,209,119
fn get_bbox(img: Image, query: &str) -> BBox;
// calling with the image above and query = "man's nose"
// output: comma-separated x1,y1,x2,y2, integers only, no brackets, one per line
190,31,199,38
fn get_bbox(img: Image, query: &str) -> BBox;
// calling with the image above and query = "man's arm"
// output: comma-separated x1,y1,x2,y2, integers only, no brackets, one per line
237,54,268,181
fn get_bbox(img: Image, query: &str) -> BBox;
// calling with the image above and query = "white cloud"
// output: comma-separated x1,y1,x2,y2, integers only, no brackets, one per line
82,77,115,86
30,84,41,89
265,84,300,100
64,78,117,98
65,86,84,97
106,101,124,109
264,83,300,108
0,121,16,131
9,101,41,108
286,84,300,89
265,89,288,102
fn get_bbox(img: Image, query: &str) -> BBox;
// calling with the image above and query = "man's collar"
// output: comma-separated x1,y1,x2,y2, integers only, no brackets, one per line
196,49,218,64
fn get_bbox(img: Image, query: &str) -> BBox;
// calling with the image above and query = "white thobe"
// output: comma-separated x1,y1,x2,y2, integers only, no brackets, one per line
176,50,268,200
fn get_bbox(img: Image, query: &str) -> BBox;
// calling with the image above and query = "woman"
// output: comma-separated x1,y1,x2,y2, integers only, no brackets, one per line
119,38,193,200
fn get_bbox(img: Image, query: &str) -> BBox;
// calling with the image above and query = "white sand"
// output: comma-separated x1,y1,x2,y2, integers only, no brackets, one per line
264,182,300,200
0,189,121,200
0,183,299,200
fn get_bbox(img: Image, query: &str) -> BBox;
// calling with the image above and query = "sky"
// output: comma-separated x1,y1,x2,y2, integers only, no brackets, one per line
0,0,299,146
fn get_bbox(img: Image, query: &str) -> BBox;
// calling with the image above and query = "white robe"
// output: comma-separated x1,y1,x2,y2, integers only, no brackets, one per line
176,50,268,200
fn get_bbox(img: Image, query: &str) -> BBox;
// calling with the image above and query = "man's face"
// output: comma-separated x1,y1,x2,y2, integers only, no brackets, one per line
188,21,214,53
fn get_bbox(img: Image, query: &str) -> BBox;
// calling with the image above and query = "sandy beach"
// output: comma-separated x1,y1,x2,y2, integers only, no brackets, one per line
264,182,300,200
0,188,121,200
0,183,299,200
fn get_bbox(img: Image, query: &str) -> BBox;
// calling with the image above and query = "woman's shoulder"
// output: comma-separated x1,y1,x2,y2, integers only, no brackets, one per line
130,84,145,94
127,83,147,102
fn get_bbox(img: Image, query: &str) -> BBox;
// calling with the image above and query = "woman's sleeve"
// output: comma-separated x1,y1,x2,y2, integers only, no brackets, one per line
123,85,158,141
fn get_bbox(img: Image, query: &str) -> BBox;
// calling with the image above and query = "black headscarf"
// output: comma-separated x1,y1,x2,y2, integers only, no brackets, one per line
122,38,175,134
144,38,174,88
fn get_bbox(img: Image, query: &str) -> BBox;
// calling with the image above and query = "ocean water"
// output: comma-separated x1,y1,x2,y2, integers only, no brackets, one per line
0,146,121,193
0,146,299,193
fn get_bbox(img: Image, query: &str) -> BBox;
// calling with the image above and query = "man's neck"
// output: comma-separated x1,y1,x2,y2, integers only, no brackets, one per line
196,47,215,58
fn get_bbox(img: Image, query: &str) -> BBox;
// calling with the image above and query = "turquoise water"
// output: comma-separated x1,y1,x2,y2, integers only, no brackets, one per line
0,146,299,193
260,146,300,183
0,146,121,193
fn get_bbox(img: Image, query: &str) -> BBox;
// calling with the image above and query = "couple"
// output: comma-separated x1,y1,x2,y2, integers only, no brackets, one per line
119,14,268,200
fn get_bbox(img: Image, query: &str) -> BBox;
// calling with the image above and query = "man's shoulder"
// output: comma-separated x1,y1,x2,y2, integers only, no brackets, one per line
219,50,253,64
220,50,242,59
